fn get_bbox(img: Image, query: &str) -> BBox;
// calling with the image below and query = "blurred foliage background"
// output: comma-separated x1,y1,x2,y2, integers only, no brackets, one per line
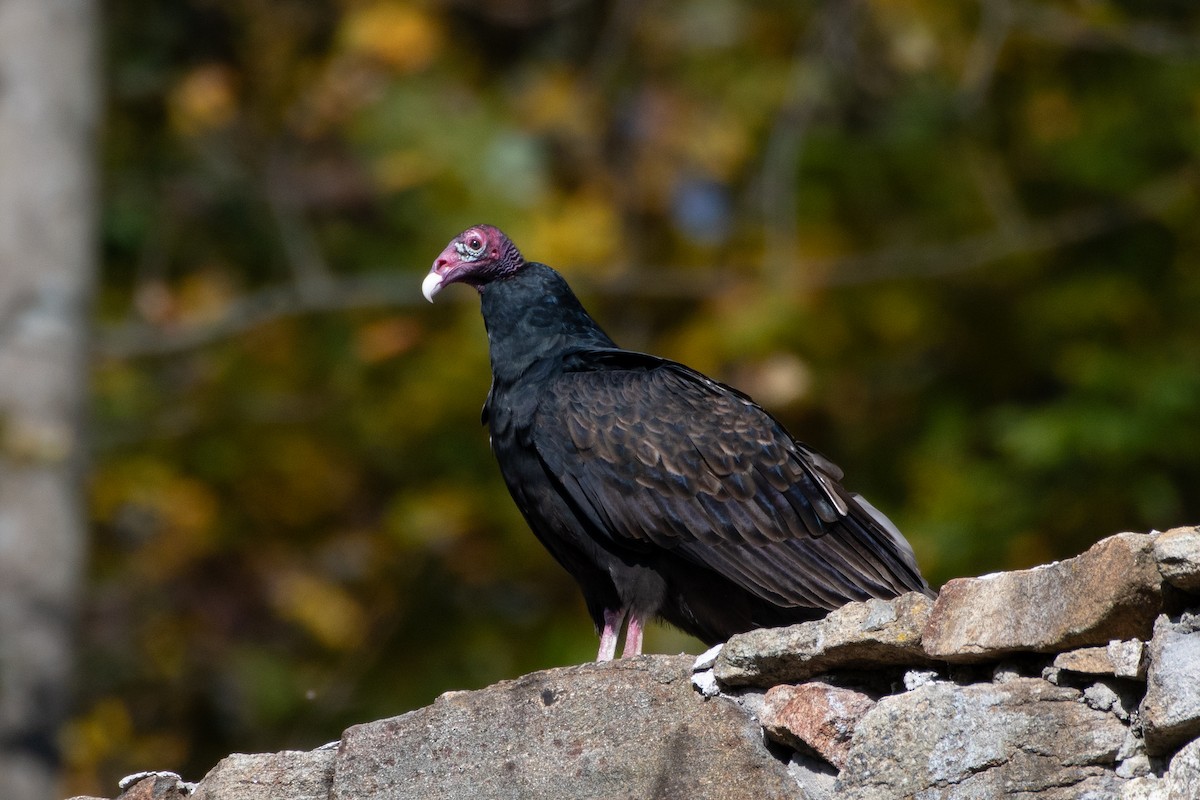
70,0,1200,793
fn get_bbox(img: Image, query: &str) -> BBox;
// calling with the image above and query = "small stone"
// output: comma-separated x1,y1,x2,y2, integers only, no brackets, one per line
1117,753,1152,779
1054,646,1111,674
923,532,1164,662
691,669,719,698
1109,639,1148,680
1083,682,1121,715
903,669,939,690
715,592,934,687
692,643,724,672
113,772,193,799
1141,614,1200,754
1152,525,1200,592
759,682,876,770
1080,679,1140,723
117,771,188,792
991,661,1024,683
1054,639,1146,680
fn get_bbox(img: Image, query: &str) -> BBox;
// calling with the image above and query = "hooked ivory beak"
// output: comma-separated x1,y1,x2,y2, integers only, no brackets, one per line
422,270,444,303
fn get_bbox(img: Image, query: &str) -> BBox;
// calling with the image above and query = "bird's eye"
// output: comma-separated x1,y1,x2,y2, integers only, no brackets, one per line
465,235,485,255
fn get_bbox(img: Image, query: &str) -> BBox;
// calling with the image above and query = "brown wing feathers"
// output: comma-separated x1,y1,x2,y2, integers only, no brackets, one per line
534,361,928,612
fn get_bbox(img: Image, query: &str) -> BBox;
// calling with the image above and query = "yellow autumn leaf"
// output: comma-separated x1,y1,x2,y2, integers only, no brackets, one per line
525,191,620,270
341,3,442,74
355,316,421,363
168,64,238,136
176,268,237,325
682,112,751,179
386,487,472,549
267,568,367,650
517,69,599,138
91,458,219,577
61,699,133,768
373,148,440,191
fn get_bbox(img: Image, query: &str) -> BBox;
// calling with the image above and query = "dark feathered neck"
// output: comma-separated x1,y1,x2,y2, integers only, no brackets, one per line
479,263,617,384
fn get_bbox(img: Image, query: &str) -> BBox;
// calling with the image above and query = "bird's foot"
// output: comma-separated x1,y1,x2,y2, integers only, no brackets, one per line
621,612,644,657
596,607,627,661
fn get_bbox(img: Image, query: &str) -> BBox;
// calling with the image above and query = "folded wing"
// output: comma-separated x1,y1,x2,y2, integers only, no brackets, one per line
533,352,931,610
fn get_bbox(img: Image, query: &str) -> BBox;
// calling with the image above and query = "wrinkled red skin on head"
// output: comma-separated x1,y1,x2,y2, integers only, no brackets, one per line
426,225,523,296
429,226,489,289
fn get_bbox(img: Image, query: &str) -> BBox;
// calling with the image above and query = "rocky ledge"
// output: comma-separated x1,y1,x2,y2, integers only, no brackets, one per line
74,526,1200,800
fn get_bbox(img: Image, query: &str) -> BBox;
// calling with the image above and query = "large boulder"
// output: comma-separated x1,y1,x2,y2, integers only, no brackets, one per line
714,592,933,687
1140,613,1200,755
922,532,1164,662
1153,525,1200,593
835,677,1127,799
190,752,335,800
758,682,875,770
331,655,799,800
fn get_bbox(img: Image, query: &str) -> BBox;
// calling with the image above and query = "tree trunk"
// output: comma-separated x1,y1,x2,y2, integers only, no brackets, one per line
0,2,99,799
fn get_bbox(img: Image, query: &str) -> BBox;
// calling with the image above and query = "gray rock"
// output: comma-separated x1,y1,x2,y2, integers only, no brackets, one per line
1054,639,1146,680
1084,681,1123,715
117,771,194,793
991,661,1026,683
1165,736,1200,798
86,772,193,800
331,655,802,800
835,677,1128,800
1082,679,1140,722
1119,775,1169,799
902,668,939,690
691,667,720,698
691,643,724,697
191,751,335,800
1116,753,1152,779
1141,614,1200,755
691,643,723,671
759,682,876,770
923,533,1164,662
1153,525,1200,593
1123,737,1200,800
787,751,838,800
714,592,933,687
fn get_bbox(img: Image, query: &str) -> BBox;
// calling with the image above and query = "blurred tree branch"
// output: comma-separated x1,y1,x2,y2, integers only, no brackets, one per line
97,165,1193,359
1015,2,1200,57
958,0,1014,113
758,1,862,287
814,165,1195,286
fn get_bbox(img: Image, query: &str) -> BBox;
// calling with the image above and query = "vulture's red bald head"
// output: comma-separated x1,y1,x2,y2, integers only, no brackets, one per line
422,225,526,302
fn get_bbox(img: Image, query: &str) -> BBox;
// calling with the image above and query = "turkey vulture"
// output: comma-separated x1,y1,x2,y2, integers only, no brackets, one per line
422,225,933,661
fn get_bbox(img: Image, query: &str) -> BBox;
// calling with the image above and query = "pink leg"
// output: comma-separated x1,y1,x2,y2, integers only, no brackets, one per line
621,611,644,657
596,607,627,662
